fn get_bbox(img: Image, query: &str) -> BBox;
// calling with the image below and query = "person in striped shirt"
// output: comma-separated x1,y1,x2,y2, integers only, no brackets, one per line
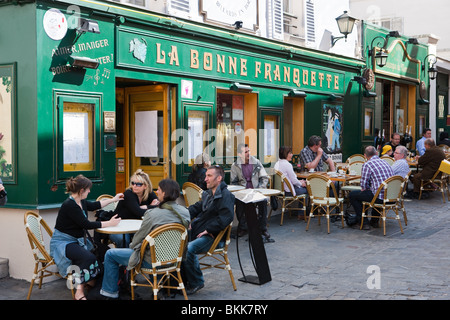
348,146,394,230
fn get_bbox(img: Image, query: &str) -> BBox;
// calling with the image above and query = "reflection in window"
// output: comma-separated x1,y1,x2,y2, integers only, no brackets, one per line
188,110,209,165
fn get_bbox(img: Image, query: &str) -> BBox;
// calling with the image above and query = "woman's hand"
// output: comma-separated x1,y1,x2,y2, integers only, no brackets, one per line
150,199,159,206
112,193,124,202
102,214,121,227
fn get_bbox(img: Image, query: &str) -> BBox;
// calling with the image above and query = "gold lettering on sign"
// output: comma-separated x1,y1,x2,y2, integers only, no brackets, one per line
190,49,199,69
240,58,247,76
255,61,262,78
284,66,290,83
169,46,179,66
334,75,339,90
311,71,316,87
157,43,166,64
302,70,308,86
326,74,332,88
204,52,213,71
273,65,280,81
293,68,300,87
217,54,225,73
229,57,237,75
264,63,272,81
318,73,324,87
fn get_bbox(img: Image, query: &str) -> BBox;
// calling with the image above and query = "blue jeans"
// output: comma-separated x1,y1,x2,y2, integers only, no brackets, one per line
108,233,131,248
100,248,150,298
182,235,215,288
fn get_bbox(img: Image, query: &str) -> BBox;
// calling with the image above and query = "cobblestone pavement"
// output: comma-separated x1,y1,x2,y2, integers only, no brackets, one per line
1,189,449,304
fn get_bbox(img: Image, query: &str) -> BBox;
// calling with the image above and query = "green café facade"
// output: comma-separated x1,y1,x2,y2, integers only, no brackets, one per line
0,0,430,280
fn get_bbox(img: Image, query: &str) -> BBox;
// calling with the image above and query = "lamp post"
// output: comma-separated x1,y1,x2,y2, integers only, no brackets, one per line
331,11,357,47
423,54,438,80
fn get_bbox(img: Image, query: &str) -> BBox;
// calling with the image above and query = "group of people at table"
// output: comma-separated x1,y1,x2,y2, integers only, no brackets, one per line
47,128,448,300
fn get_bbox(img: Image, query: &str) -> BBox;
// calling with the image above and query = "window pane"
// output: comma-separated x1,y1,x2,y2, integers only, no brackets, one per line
63,102,94,171
188,110,209,164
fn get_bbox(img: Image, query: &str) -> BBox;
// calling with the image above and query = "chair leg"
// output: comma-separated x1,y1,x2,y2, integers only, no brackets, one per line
177,271,189,300
224,254,237,291
26,271,37,300
396,208,404,234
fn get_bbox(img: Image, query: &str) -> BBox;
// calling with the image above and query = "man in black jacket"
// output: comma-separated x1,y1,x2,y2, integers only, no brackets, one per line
183,165,235,295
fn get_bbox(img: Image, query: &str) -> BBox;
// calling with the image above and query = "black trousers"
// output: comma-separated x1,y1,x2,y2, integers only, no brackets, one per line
65,243,101,284
348,190,382,223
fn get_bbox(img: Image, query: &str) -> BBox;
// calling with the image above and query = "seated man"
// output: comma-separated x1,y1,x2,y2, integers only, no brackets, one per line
183,165,235,295
231,143,272,241
348,146,394,230
93,179,190,300
300,135,336,172
416,128,432,156
383,133,401,157
409,138,445,199
392,145,410,178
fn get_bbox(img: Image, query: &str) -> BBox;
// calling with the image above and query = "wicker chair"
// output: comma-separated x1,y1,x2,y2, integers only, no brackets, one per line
198,223,237,291
96,194,118,212
381,156,395,166
361,176,405,236
24,211,74,300
418,169,449,203
182,182,203,207
130,223,188,300
305,174,344,234
397,171,412,226
346,154,365,164
268,170,308,225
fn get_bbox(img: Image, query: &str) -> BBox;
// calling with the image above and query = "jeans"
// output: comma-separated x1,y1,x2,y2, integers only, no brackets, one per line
100,248,151,298
182,235,215,288
108,233,131,248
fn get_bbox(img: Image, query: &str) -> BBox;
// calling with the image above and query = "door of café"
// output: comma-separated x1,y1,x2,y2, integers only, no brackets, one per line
117,84,170,192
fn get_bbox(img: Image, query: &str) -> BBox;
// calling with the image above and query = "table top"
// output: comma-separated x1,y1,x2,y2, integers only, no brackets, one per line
96,219,142,234
227,185,246,192
296,171,361,182
252,188,282,196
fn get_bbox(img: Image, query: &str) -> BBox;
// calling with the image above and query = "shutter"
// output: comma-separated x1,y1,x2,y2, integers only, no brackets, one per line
168,0,190,18
271,0,284,40
305,0,316,45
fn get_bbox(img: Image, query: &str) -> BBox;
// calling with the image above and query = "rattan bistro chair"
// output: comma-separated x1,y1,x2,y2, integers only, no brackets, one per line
397,171,411,226
381,156,395,166
268,170,308,225
198,223,237,291
96,194,118,212
24,211,74,300
361,176,405,236
346,154,365,164
182,182,203,207
306,174,344,234
130,223,188,300
418,168,449,203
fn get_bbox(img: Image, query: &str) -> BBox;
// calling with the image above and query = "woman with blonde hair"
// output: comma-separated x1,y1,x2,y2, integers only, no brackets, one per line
111,169,158,246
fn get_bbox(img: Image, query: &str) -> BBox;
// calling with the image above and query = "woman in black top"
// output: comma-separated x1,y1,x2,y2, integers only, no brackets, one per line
111,169,158,246
50,175,123,300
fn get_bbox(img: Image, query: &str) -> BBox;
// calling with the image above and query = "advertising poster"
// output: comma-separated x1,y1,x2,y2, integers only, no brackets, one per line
322,103,343,162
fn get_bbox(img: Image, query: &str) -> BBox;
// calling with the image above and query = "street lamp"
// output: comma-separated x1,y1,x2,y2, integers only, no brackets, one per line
331,11,357,47
422,54,438,80
368,31,401,68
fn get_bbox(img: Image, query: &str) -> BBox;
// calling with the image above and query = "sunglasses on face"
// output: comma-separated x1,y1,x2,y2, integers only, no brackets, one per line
131,181,144,187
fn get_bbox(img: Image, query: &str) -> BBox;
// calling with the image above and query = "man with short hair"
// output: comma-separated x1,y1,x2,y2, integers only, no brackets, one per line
300,135,336,172
231,144,272,241
184,165,235,294
348,146,394,230
392,145,410,178
416,128,432,156
409,138,445,199
384,133,401,157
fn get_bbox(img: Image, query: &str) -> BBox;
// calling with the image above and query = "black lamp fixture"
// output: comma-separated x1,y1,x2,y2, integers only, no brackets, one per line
232,21,243,30
288,89,307,98
77,18,100,34
331,11,358,47
67,55,99,69
368,31,401,68
422,54,438,80
230,82,253,92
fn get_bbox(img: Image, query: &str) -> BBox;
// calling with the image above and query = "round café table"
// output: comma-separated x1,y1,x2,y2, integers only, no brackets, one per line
227,185,246,192
96,219,142,247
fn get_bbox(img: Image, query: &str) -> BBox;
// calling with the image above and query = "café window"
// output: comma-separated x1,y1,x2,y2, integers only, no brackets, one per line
187,106,211,165
216,93,246,164
57,94,101,179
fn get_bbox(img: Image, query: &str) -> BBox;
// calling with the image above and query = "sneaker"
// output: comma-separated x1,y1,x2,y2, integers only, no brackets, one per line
186,283,204,295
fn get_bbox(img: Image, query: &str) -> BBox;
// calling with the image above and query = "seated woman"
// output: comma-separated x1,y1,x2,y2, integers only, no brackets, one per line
111,169,159,247
187,153,211,190
95,179,190,300
50,174,123,300
274,146,308,197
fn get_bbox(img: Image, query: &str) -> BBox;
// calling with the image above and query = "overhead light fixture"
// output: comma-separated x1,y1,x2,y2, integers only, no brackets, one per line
230,82,253,92
406,38,419,45
67,55,99,69
331,11,358,47
232,20,243,30
368,30,401,68
422,54,438,80
288,89,307,98
77,18,100,34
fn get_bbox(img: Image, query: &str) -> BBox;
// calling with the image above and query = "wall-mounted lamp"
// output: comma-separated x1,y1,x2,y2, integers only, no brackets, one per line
78,18,100,34
368,31,401,68
232,21,243,30
67,55,99,69
407,38,419,45
353,69,376,97
328,94,344,101
422,54,438,80
331,11,357,47
288,89,307,98
230,82,253,92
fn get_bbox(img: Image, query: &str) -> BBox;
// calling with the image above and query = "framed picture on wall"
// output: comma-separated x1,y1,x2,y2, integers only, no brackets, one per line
0,63,17,182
